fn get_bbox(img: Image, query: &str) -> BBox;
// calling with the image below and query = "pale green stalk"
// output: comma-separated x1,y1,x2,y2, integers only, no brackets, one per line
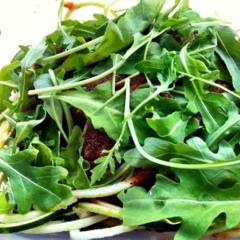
0,81,18,88
23,215,107,234
78,202,122,219
179,71,240,100
70,225,137,240
41,37,103,62
73,181,131,198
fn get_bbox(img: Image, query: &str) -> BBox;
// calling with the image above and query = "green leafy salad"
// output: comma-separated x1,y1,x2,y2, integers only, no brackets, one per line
1,0,240,239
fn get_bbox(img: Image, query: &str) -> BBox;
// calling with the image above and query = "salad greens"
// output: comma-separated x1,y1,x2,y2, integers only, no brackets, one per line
1,0,240,239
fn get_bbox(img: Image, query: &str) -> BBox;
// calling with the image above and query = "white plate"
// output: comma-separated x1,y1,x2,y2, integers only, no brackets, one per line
1,231,173,240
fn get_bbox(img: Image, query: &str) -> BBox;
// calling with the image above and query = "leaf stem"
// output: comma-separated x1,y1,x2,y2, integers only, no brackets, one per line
73,181,131,198
179,71,240,101
96,163,132,187
190,44,217,55
115,72,140,86
41,36,103,63
94,85,126,114
57,0,73,46
94,72,139,115
92,78,133,182
0,109,11,123
70,225,137,240
29,51,127,95
111,55,122,95
143,32,154,88
18,70,27,111
0,211,45,224
128,115,240,169
128,85,165,118
1,113,16,125
78,202,122,219
29,29,168,96
143,32,153,60
0,81,18,88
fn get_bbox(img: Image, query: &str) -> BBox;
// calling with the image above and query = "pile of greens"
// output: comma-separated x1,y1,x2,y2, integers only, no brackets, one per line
1,0,240,239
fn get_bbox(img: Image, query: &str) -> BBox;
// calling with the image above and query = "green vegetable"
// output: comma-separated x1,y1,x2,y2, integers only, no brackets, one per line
29,136,53,166
124,136,238,168
147,111,189,143
4,106,46,153
56,82,127,142
0,61,20,111
0,189,14,214
58,126,90,189
120,169,240,240
0,149,73,213
1,0,240,239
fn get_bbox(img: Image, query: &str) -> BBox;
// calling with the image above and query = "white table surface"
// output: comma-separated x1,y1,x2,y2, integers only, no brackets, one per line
0,0,239,67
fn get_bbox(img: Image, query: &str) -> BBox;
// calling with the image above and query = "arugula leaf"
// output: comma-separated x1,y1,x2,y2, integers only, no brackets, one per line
56,82,127,142
158,33,182,51
76,157,91,189
0,61,20,111
201,141,239,186
119,169,240,240
0,189,14,214
83,21,126,65
216,25,240,62
34,73,69,141
130,87,186,143
180,45,231,133
147,111,189,143
90,155,115,185
82,0,165,66
216,42,240,91
136,49,176,74
62,14,108,39
0,149,73,213
131,88,183,116
184,82,231,133
18,40,48,111
59,0,165,72
30,136,53,166
206,103,240,149
7,107,46,153
21,40,47,69
90,146,123,185
184,116,200,136
58,126,90,189
124,137,236,168
18,69,35,111
2,0,240,237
